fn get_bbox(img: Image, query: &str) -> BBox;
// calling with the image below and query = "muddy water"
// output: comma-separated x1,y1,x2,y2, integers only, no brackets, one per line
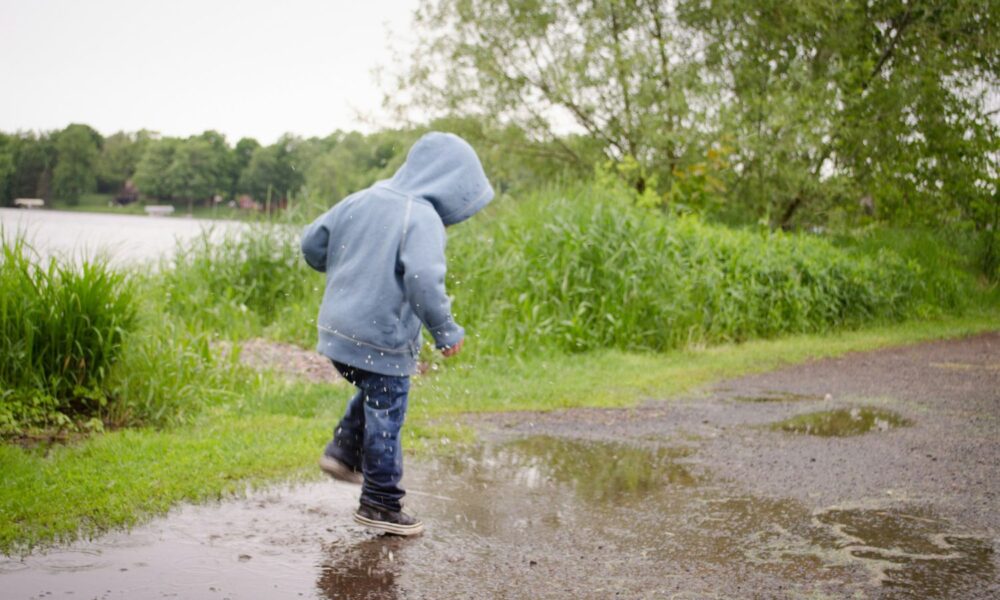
769,407,912,436
3,436,994,599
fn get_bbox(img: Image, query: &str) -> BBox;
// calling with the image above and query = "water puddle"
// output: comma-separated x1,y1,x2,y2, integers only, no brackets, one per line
2,435,993,598
815,507,996,598
769,407,912,436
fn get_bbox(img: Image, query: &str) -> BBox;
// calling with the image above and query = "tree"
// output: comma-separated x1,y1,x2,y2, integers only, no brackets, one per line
237,136,305,203
51,124,101,204
400,0,708,193
404,0,998,229
8,133,55,202
680,0,1000,227
232,137,261,196
305,131,402,203
0,134,15,205
133,137,178,200
97,130,152,193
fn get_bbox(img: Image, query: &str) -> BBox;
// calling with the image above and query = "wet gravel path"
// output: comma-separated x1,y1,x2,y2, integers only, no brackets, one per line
482,332,1000,533
2,332,998,599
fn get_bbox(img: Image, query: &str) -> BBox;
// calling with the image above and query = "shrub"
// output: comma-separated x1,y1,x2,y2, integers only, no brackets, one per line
0,236,137,433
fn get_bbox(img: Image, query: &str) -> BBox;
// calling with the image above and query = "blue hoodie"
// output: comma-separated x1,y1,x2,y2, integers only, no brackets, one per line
301,132,494,376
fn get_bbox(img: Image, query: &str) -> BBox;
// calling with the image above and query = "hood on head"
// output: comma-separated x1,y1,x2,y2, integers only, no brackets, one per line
387,132,494,225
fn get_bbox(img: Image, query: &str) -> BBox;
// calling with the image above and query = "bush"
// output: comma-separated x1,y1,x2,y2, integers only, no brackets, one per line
1,236,137,433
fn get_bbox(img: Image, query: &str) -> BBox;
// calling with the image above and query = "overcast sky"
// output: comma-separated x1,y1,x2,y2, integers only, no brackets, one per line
0,0,421,144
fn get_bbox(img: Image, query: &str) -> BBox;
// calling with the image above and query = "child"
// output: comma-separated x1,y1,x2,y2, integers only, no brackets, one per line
301,132,493,536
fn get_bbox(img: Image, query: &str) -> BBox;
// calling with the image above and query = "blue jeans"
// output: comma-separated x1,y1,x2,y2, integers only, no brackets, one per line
324,361,410,512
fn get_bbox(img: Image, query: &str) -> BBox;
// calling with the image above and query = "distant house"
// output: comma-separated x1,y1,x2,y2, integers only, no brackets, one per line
116,180,139,205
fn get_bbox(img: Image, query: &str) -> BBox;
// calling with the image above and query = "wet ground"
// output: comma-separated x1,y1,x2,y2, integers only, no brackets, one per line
2,332,998,598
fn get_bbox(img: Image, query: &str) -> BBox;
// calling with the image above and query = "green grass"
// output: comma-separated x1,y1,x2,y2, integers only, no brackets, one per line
158,223,315,339
2,308,996,554
412,307,1000,413
0,236,138,433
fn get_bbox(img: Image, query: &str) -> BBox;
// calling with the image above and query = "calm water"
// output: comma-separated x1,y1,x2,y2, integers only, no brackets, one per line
0,208,245,267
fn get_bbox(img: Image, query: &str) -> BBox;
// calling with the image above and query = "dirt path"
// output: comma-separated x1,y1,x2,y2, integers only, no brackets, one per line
3,333,998,599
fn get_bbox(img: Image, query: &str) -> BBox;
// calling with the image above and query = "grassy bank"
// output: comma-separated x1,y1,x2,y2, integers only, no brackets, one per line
2,308,997,553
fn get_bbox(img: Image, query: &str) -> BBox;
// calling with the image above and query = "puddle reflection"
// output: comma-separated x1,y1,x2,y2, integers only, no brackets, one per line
317,537,405,600
770,407,911,436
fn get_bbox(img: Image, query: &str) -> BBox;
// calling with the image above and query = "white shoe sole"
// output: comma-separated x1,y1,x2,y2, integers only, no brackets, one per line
353,511,425,536
318,455,363,485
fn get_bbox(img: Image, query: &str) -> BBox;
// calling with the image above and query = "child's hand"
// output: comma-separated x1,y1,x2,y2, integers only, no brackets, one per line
442,339,464,357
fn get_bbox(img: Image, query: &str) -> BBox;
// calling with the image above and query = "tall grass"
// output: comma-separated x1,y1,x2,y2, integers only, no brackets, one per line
103,298,252,429
0,235,254,435
0,236,137,432
446,183,971,353
159,180,978,360
159,224,317,340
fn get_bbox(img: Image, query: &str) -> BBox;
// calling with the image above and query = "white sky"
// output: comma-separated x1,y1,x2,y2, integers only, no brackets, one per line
0,0,421,144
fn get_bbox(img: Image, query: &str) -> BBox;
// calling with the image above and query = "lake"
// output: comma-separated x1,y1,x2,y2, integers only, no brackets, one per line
0,209,246,267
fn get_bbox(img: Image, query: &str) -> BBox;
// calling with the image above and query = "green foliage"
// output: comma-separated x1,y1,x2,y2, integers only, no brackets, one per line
165,179,980,358
133,132,236,204
679,0,1000,227
132,137,178,199
404,0,999,237
0,236,137,433
96,131,151,193
834,223,1000,290
445,181,970,354
0,235,255,434
0,134,15,203
159,224,315,337
404,0,705,190
303,130,413,206
238,136,305,203
104,310,249,428
51,124,101,204
2,132,54,204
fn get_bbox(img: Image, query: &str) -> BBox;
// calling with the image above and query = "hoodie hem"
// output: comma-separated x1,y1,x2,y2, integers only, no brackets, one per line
317,327,418,377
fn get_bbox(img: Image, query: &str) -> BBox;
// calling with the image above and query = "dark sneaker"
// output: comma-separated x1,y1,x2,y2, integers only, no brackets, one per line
353,504,424,536
318,454,362,485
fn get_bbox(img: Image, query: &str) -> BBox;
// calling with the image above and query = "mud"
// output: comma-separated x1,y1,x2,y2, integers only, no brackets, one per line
2,332,998,598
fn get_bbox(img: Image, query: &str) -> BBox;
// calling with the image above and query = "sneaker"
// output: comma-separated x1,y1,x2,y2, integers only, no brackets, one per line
318,454,363,485
353,504,424,536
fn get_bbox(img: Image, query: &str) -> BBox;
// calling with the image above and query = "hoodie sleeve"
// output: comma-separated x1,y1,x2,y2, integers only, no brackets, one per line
399,206,465,349
301,211,332,272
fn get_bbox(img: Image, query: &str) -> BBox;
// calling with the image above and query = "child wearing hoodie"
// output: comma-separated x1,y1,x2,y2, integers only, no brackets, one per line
301,132,494,536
